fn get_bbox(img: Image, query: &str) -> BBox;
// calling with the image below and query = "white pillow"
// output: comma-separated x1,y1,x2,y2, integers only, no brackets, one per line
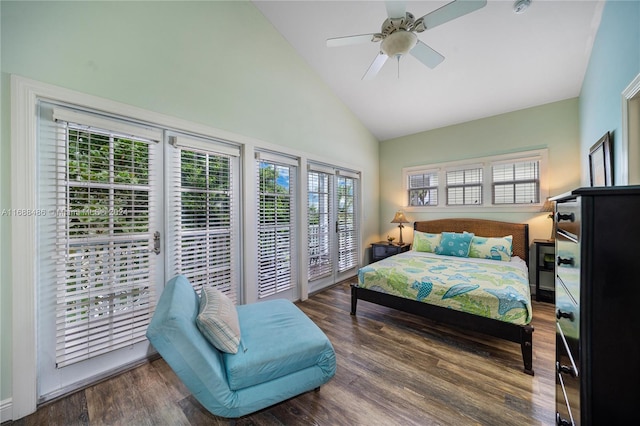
196,286,241,354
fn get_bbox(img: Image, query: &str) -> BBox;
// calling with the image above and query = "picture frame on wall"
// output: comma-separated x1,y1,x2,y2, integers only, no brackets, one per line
589,131,613,186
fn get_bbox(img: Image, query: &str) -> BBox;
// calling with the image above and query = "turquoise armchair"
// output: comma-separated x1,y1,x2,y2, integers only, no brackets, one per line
146,275,336,419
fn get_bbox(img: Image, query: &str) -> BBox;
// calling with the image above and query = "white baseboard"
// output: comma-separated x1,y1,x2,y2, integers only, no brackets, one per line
1,398,13,423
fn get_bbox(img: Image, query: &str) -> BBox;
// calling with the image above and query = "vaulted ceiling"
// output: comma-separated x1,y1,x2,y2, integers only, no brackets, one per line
254,0,604,141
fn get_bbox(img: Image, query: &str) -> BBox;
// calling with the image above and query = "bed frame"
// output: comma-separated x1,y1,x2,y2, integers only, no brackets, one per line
351,218,534,375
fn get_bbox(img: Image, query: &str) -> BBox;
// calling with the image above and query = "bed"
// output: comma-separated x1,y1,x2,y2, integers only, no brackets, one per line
351,218,534,375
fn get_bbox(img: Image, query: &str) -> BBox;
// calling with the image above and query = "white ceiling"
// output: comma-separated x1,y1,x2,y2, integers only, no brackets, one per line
253,0,604,141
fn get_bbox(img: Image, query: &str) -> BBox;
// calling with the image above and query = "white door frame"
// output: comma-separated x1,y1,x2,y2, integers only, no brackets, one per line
9,75,259,419
621,73,640,185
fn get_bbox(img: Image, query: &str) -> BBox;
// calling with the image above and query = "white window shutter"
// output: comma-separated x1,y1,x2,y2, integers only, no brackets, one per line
308,170,333,280
45,107,159,368
256,152,298,298
166,134,239,302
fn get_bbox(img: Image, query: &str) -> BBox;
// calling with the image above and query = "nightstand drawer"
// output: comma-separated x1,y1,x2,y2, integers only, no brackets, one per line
370,242,410,262
373,244,399,258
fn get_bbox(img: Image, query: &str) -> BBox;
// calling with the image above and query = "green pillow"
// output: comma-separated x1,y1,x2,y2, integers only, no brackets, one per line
196,286,241,354
469,235,513,262
412,231,441,253
435,232,474,257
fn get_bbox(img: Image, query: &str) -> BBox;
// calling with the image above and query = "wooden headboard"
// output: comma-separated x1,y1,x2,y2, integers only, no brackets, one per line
414,218,529,265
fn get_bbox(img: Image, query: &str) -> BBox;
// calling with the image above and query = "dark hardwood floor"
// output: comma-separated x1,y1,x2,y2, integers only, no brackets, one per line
6,279,556,425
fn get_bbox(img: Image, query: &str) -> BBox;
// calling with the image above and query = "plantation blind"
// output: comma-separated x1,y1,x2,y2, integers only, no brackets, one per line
48,106,161,368
336,170,360,273
492,159,540,204
407,169,439,206
307,165,333,281
256,151,298,298
167,135,240,302
446,166,483,206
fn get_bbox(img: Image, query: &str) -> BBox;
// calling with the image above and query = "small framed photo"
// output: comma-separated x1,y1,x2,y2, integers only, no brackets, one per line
589,132,613,187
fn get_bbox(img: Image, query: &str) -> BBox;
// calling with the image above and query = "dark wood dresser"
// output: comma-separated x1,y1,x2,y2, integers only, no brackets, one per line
552,186,640,425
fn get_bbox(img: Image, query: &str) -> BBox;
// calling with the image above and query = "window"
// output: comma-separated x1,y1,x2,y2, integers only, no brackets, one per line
403,149,548,210
408,171,438,206
308,170,332,280
16,78,366,411
446,167,483,206
35,101,242,401
43,106,161,369
336,173,359,272
492,160,540,204
256,152,298,298
307,163,361,290
167,135,240,302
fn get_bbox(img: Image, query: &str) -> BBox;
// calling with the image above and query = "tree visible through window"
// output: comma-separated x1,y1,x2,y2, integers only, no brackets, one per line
404,150,547,209
408,171,438,206
257,159,296,298
173,149,234,295
308,171,332,280
336,175,358,272
57,125,156,367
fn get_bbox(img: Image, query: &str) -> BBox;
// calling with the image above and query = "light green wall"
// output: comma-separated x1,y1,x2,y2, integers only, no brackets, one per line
379,98,581,242
0,1,379,405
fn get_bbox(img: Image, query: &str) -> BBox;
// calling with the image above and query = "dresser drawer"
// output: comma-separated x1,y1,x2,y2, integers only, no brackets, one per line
556,276,580,343
556,198,581,240
556,323,580,425
556,369,579,426
556,234,580,299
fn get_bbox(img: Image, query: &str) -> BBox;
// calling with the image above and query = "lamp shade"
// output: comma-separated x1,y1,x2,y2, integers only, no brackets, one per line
540,199,555,212
391,211,409,224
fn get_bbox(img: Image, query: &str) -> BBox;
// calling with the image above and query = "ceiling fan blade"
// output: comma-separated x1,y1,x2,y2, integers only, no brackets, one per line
362,52,388,80
327,33,378,47
417,0,487,31
385,1,406,19
410,40,445,69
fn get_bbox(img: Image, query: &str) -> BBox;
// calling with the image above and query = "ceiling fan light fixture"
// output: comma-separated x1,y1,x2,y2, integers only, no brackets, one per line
381,30,417,57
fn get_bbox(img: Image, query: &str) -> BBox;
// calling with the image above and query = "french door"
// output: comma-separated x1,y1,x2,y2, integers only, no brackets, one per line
35,101,240,402
255,152,298,302
307,164,360,292
36,102,165,400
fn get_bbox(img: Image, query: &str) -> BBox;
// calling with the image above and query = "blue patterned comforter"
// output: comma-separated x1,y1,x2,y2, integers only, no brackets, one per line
357,251,532,325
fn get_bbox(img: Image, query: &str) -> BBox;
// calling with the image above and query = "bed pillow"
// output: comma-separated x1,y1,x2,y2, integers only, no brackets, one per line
196,286,241,354
435,232,474,257
469,235,513,262
412,231,441,253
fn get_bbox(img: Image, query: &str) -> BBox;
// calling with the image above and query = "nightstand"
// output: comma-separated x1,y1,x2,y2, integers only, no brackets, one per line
370,241,410,263
533,239,555,303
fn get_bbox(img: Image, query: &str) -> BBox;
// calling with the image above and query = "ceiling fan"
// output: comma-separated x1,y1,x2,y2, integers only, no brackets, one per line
326,0,487,80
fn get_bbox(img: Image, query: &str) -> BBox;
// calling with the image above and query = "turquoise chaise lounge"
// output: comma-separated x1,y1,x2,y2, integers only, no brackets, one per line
146,275,336,419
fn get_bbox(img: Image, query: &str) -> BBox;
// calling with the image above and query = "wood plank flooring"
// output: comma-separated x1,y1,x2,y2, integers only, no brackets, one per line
6,278,556,425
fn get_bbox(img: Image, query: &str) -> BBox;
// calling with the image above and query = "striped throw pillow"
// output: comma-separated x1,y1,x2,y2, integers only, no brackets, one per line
196,286,241,354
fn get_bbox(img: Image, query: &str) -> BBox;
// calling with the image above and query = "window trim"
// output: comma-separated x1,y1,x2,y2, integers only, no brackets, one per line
402,148,549,213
